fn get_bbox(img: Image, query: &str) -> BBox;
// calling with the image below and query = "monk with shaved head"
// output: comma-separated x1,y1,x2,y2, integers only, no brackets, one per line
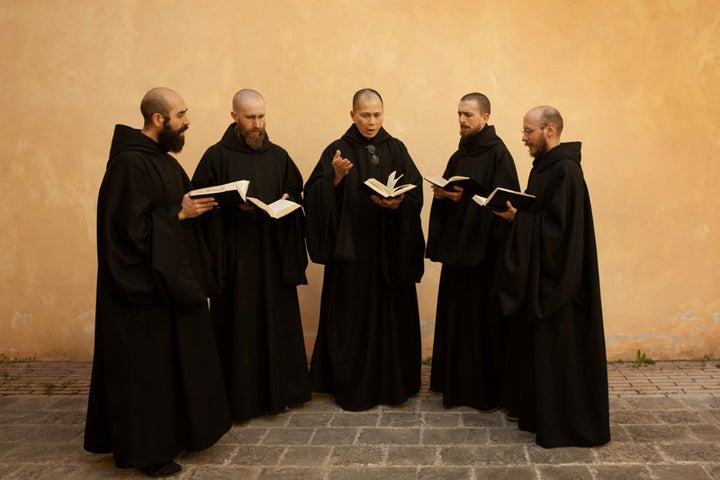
85,87,231,477
192,88,311,422
304,88,425,411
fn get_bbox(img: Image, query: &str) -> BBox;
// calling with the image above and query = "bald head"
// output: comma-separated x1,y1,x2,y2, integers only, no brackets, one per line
352,88,383,111
232,89,265,111
527,105,564,136
140,87,183,127
138,87,189,152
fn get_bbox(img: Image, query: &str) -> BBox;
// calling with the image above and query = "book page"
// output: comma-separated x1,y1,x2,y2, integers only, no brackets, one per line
364,178,390,197
189,180,249,200
472,195,489,207
392,183,416,196
247,197,301,218
266,198,301,217
386,171,403,190
447,175,470,182
423,175,449,188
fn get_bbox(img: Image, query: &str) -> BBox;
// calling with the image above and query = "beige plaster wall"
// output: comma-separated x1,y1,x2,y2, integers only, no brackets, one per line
1,0,718,361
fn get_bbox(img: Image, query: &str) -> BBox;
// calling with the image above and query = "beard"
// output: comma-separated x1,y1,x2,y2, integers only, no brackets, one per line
528,136,549,158
157,121,187,153
460,124,483,138
237,124,266,151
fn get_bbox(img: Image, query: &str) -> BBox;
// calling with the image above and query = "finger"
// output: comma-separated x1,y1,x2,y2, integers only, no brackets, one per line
333,150,342,161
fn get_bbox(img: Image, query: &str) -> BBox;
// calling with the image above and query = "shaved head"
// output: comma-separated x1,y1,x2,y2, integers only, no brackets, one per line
527,105,564,136
232,89,264,111
140,87,182,127
352,88,383,111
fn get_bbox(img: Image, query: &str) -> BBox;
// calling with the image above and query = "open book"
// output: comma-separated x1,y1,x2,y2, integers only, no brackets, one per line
424,174,484,194
472,187,536,211
246,197,301,219
189,180,249,205
364,171,417,198
190,181,300,218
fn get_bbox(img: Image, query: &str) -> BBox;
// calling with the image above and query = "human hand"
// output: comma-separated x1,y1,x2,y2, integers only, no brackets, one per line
371,193,404,210
493,201,517,221
431,185,463,202
332,150,353,186
178,193,217,220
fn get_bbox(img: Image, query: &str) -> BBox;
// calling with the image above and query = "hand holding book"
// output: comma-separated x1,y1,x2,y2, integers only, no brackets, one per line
179,192,218,220
189,181,301,219
423,174,484,194
472,187,536,211
189,180,250,205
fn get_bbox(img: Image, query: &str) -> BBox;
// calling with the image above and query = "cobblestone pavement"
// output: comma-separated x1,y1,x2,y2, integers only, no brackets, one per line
1,360,719,479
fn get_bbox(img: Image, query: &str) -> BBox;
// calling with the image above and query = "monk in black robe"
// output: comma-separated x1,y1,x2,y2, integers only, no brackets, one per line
426,93,520,411
191,89,310,423
84,88,231,476
495,106,610,448
304,89,425,411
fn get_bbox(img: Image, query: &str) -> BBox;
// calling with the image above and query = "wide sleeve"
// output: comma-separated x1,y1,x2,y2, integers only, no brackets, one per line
98,154,205,309
426,155,467,264
275,153,308,285
304,144,356,264
191,151,230,289
380,142,425,285
531,163,588,318
427,148,520,268
498,163,587,319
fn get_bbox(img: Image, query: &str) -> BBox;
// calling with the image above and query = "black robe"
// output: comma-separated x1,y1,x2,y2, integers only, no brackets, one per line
498,142,610,448
304,125,425,411
192,124,311,423
426,126,520,410
84,125,231,468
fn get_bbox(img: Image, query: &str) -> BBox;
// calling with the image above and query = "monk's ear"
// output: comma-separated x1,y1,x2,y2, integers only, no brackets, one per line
545,122,557,137
151,112,165,128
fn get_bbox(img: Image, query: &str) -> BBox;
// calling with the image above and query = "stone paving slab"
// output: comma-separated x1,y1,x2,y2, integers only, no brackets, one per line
1,360,719,479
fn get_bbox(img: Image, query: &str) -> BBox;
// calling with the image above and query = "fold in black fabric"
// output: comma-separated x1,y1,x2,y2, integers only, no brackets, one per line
192,123,311,422
426,125,520,411
498,142,610,448
304,124,425,411
84,125,230,468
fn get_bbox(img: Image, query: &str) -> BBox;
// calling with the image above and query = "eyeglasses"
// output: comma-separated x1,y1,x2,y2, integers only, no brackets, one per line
522,124,546,135
366,145,380,165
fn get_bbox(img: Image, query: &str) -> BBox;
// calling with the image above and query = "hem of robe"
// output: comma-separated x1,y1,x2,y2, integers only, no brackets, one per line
85,420,231,469
327,388,421,412
517,422,611,449
229,394,311,424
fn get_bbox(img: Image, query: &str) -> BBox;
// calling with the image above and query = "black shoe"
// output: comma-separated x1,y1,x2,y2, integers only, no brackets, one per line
140,460,182,477
505,412,518,422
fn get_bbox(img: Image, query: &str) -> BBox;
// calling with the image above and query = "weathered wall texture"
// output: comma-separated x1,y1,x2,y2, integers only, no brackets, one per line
1,1,718,361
